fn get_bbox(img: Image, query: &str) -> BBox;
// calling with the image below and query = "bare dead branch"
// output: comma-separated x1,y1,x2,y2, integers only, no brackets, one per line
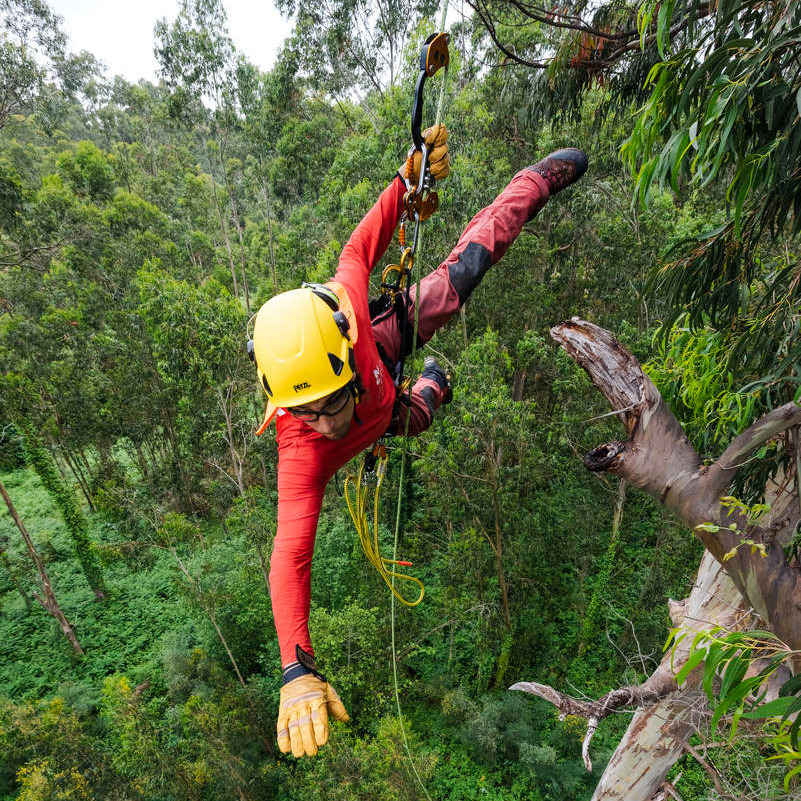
683,741,741,801
0,239,66,269
467,0,714,73
509,680,667,720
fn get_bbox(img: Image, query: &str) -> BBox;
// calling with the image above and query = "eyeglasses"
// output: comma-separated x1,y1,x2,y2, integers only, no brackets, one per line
288,384,352,422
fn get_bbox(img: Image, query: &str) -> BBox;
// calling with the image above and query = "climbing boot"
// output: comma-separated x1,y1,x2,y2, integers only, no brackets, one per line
422,356,453,405
528,148,588,195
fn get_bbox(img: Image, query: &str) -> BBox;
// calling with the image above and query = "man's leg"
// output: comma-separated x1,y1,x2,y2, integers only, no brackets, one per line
373,149,588,436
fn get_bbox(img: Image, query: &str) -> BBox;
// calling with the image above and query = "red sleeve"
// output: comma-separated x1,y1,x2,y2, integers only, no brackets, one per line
335,175,406,293
269,434,328,666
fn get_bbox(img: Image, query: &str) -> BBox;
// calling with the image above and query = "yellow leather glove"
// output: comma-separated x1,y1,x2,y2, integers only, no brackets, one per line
404,123,450,186
277,674,350,757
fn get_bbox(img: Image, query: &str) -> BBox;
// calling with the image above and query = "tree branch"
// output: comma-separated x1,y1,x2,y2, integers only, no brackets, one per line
550,317,801,654
715,401,801,474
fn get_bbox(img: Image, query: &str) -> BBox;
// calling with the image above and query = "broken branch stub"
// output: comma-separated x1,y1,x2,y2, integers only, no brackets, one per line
550,319,702,506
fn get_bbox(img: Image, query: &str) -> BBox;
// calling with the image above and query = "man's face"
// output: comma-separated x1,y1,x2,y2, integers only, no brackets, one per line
288,384,355,440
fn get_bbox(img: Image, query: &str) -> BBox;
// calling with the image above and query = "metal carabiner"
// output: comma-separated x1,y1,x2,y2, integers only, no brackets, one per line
405,31,449,223
411,32,450,151
381,246,415,296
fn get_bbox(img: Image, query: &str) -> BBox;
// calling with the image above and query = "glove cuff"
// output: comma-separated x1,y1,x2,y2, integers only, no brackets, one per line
281,645,327,685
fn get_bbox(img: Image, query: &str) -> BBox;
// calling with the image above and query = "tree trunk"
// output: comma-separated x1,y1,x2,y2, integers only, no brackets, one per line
201,133,239,299
255,541,270,594
21,424,106,600
510,318,801,800
578,479,626,656
592,551,745,799
227,185,250,315
550,318,801,650
0,479,84,655
258,169,277,289
62,445,94,510
170,547,246,688
216,382,246,496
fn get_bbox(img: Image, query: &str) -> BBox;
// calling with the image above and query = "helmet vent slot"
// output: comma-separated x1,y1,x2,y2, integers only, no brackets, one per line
261,374,272,395
328,353,344,376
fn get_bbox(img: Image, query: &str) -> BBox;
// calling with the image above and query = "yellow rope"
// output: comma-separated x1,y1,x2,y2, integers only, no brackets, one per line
344,452,425,607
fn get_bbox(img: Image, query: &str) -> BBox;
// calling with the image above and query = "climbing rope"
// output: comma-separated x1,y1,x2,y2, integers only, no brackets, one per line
344,444,424,606
344,9,450,798
349,16,451,601
389,7,450,800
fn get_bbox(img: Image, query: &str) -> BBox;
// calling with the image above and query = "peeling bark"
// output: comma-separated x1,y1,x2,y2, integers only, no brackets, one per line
512,550,746,795
590,551,745,800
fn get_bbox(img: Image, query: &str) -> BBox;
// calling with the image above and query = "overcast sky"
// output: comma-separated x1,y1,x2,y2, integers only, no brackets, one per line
47,0,294,83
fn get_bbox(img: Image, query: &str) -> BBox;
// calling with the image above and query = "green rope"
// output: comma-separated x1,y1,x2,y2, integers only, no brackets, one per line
389,3,450,795
390,231,433,801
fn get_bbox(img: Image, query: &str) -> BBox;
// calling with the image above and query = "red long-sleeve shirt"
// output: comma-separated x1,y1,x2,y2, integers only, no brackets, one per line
267,165,552,666
269,176,405,665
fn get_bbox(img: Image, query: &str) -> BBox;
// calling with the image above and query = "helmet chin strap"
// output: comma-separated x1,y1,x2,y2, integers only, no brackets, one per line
348,377,363,426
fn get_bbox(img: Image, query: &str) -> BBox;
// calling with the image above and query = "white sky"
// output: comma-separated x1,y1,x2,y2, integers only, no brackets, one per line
47,0,295,83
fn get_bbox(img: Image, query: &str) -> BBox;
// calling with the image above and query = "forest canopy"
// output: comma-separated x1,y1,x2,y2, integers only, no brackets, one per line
1,1,800,800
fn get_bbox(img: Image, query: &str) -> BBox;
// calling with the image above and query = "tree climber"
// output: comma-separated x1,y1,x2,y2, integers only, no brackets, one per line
249,126,588,758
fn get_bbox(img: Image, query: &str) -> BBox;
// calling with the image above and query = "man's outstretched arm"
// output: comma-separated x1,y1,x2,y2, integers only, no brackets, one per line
269,454,352,758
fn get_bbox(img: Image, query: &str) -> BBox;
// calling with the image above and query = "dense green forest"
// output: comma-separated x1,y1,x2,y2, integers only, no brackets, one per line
2,0,801,798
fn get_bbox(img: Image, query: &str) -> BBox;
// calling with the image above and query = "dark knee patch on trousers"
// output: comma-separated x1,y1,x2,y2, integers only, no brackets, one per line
447,242,492,305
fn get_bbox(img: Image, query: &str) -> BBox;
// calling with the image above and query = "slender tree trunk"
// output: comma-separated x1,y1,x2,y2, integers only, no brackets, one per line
1,549,32,609
578,479,626,656
62,446,94,510
491,477,511,630
219,138,250,314
144,437,160,474
20,424,106,600
132,441,150,480
208,607,247,688
258,167,277,289
201,134,239,298
227,188,250,315
215,187,239,298
78,447,92,475
170,547,246,687
217,383,246,496
255,542,270,594
489,440,511,630
0,480,84,655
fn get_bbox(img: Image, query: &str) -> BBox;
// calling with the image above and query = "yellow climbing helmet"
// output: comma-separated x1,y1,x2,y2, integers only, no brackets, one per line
250,283,356,416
